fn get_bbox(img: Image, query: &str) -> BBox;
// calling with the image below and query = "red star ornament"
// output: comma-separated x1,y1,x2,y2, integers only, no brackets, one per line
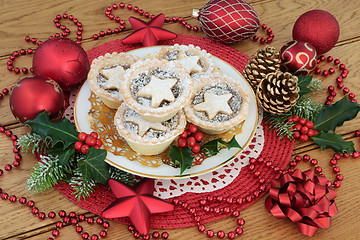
122,13,177,47
101,178,174,235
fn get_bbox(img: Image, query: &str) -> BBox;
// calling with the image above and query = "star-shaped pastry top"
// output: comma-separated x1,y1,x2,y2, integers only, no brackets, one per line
102,179,174,235
100,65,126,90
193,91,233,120
125,114,168,137
137,75,178,108
122,13,177,47
177,52,203,73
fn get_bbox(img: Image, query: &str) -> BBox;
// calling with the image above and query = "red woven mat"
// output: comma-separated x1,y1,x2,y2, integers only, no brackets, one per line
55,34,294,229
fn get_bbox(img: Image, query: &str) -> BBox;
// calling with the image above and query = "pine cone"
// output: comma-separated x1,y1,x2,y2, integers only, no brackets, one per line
257,71,300,115
243,46,281,91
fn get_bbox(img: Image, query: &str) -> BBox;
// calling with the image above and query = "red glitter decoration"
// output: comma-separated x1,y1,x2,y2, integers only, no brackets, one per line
32,37,89,91
102,179,174,235
279,40,317,76
122,13,177,47
195,0,260,44
9,76,65,123
265,169,338,237
292,10,340,55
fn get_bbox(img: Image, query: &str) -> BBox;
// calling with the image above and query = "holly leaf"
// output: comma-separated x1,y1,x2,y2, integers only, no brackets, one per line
78,148,109,184
297,75,313,96
201,136,242,156
25,111,79,149
312,132,355,153
44,142,76,166
314,97,360,132
169,146,194,176
58,147,76,166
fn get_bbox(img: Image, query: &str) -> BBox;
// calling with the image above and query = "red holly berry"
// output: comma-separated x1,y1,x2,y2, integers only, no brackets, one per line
191,144,200,153
179,131,188,139
292,115,299,122
305,121,314,129
313,130,319,136
85,136,97,147
188,124,197,133
294,124,302,131
74,141,83,151
187,137,196,147
81,144,90,154
299,118,306,125
300,126,308,134
194,132,203,142
307,129,315,137
78,132,87,141
287,117,293,122
96,139,103,147
178,138,187,148
299,134,308,142
293,131,300,139
90,131,99,139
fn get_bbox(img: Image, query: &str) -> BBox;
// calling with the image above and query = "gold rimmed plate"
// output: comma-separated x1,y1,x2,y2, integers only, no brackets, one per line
74,46,258,179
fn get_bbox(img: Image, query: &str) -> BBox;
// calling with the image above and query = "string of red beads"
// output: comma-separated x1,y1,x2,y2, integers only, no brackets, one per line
252,22,275,44
314,55,357,104
126,224,169,239
8,13,84,74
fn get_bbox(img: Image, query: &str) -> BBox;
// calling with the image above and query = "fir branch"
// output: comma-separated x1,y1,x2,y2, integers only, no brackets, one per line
109,165,136,187
289,95,322,121
308,78,323,92
69,169,96,201
17,133,50,154
264,112,295,140
27,155,71,193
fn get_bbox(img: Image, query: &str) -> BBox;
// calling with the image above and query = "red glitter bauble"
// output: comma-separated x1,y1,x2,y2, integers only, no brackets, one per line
292,10,339,54
32,38,89,91
10,76,65,123
195,0,260,44
279,40,317,76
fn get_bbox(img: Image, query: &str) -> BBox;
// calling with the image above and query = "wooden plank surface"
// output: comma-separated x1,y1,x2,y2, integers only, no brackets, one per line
1,0,360,239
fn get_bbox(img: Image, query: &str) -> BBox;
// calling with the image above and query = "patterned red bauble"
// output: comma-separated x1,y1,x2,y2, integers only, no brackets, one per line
194,0,260,44
279,40,317,76
10,76,65,123
292,10,339,54
32,37,90,91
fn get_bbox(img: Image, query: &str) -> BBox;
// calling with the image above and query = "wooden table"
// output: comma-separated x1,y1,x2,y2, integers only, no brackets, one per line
1,0,360,239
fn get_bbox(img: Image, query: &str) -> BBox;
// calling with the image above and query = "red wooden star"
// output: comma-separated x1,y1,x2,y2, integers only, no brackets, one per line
101,178,174,235
122,13,177,47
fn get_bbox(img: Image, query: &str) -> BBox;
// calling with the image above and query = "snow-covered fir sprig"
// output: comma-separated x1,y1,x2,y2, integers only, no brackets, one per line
27,154,72,193
308,77,323,92
17,133,50,154
69,169,96,201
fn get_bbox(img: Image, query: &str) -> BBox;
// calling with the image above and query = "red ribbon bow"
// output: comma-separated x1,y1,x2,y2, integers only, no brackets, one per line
265,169,338,237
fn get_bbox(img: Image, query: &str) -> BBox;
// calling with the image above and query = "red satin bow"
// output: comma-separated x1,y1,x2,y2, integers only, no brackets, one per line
265,169,338,237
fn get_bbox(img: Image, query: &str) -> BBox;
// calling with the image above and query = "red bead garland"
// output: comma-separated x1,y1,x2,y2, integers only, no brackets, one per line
315,55,357,104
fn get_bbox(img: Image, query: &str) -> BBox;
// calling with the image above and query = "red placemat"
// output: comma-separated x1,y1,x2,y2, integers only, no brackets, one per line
55,34,294,229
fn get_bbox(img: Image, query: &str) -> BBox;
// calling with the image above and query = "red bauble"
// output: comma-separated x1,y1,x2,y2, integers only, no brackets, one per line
279,40,317,76
10,76,65,123
194,0,260,44
292,10,339,54
32,37,89,91
102,179,174,235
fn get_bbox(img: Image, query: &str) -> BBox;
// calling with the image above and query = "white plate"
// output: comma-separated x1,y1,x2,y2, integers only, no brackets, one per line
74,46,258,179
